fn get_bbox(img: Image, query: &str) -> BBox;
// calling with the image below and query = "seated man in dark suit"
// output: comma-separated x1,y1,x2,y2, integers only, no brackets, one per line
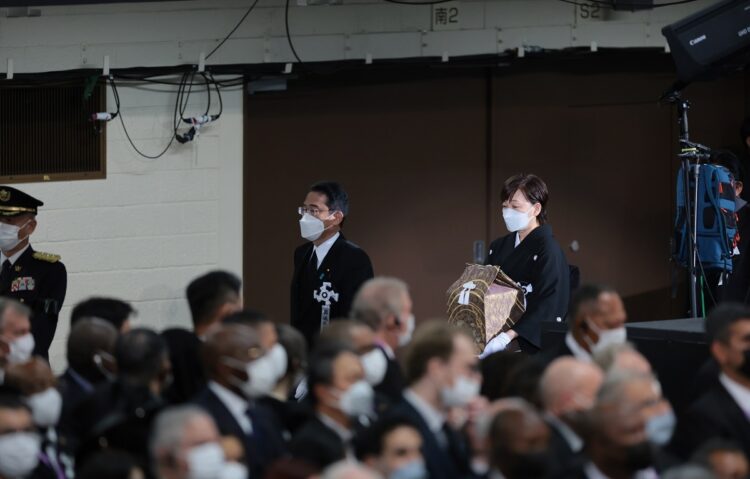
356,416,426,479
672,303,750,459
0,393,42,479
351,277,414,404
193,323,286,479
72,328,172,471
487,398,554,479
289,340,374,471
539,357,603,476
542,284,628,365
566,370,676,479
57,318,118,455
384,321,480,479
163,270,243,404
70,297,135,333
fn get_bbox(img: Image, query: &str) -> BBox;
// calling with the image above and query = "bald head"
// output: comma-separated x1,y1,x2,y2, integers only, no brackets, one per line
67,317,118,382
540,357,603,417
593,343,652,375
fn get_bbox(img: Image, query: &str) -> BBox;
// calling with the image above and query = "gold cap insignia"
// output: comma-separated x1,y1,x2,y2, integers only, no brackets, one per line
0,190,10,202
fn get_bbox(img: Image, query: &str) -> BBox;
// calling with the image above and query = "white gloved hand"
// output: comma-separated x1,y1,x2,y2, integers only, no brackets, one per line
479,332,512,359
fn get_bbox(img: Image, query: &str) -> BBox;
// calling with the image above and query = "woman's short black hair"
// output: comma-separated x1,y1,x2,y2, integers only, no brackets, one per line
501,173,549,224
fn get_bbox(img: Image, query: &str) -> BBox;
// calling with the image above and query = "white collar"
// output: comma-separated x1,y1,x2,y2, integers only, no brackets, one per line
0,244,30,266
404,388,445,434
208,381,253,434
719,373,750,416
584,462,659,479
565,332,593,363
545,413,583,453
313,232,340,268
514,233,521,248
376,341,395,360
317,412,353,442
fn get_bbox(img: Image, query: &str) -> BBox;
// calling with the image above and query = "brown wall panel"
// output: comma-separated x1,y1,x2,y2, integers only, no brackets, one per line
243,73,489,323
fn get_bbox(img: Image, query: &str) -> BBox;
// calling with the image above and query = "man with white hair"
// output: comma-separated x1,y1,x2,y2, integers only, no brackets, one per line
321,461,382,479
351,277,414,403
540,357,604,475
151,405,247,479
0,298,35,368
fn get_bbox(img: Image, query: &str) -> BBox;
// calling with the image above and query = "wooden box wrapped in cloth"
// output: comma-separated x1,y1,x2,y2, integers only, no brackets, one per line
446,264,526,352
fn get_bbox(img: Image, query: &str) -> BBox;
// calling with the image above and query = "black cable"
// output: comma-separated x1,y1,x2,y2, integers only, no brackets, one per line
558,0,700,7
113,72,191,160
205,0,262,60
382,0,457,4
203,73,211,116
285,0,306,66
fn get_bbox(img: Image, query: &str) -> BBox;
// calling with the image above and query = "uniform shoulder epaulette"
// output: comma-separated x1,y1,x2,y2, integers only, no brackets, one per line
33,251,61,263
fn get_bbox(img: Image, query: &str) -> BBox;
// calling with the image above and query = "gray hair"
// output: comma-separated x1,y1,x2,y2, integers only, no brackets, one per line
662,465,716,479
321,461,383,479
351,277,409,331
0,297,31,334
591,341,638,372
150,405,212,460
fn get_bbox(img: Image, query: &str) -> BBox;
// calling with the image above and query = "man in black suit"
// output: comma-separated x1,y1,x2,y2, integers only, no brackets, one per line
384,321,479,479
0,186,66,359
163,270,243,404
672,303,750,459
0,393,41,479
57,318,118,455
193,323,287,478
291,181,374,347
72,328,172,470
541,284,628,365
539,357,603,476
289,340,374,471
70,297,135,333
565,370,676,479
351,277,413,405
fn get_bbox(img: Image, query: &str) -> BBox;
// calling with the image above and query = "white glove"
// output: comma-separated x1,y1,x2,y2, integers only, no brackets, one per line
479,332,512,359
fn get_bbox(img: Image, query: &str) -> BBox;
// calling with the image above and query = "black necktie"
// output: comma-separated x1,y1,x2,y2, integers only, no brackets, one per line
0,260,12,289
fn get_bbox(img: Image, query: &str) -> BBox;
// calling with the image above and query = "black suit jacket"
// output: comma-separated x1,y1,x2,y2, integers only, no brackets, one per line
485,225,570,351
536,335,575,368
288,416,348,471
57,369,97,456
290,234,374,346
193,387,287,478
671,379,750,458
384,396,472,479
0,246,67,358
373,348,405,415
162,328,205,404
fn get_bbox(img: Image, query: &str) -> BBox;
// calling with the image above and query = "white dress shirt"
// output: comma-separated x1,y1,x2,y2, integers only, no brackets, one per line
313,232,340,268
0,244,29,266
720,373,750,418
545,413,584,453
565,332,593,362
209,381,253,434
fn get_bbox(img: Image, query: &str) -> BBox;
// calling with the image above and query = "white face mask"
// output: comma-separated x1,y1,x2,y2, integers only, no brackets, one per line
186,442,248,479
585,321,627,355
336,380,374,418
227,356,278,399
440,374,480,408
398,314,416,347
0,431,41,478
7,333,35,364
299,213,333,242
0,221,31,253
361,348,388,386
502,207,533,233
27,388,62,428
267,343,288,382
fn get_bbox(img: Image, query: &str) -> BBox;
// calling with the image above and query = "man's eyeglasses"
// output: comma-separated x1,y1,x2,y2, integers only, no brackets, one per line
297,206,330,216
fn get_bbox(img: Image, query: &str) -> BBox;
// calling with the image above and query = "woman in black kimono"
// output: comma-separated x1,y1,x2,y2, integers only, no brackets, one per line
484,173,570,354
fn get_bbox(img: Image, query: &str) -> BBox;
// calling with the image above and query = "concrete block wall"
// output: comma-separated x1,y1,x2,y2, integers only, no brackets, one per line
18,80,244,371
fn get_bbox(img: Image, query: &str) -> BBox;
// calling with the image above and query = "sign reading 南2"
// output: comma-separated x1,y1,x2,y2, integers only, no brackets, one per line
432,1,460,31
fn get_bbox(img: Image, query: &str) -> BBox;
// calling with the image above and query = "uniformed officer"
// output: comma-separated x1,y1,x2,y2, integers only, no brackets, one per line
0,186,66,360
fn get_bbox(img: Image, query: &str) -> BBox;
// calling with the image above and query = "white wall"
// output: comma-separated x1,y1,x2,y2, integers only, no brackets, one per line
0,0,715,75
20,80,244,370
